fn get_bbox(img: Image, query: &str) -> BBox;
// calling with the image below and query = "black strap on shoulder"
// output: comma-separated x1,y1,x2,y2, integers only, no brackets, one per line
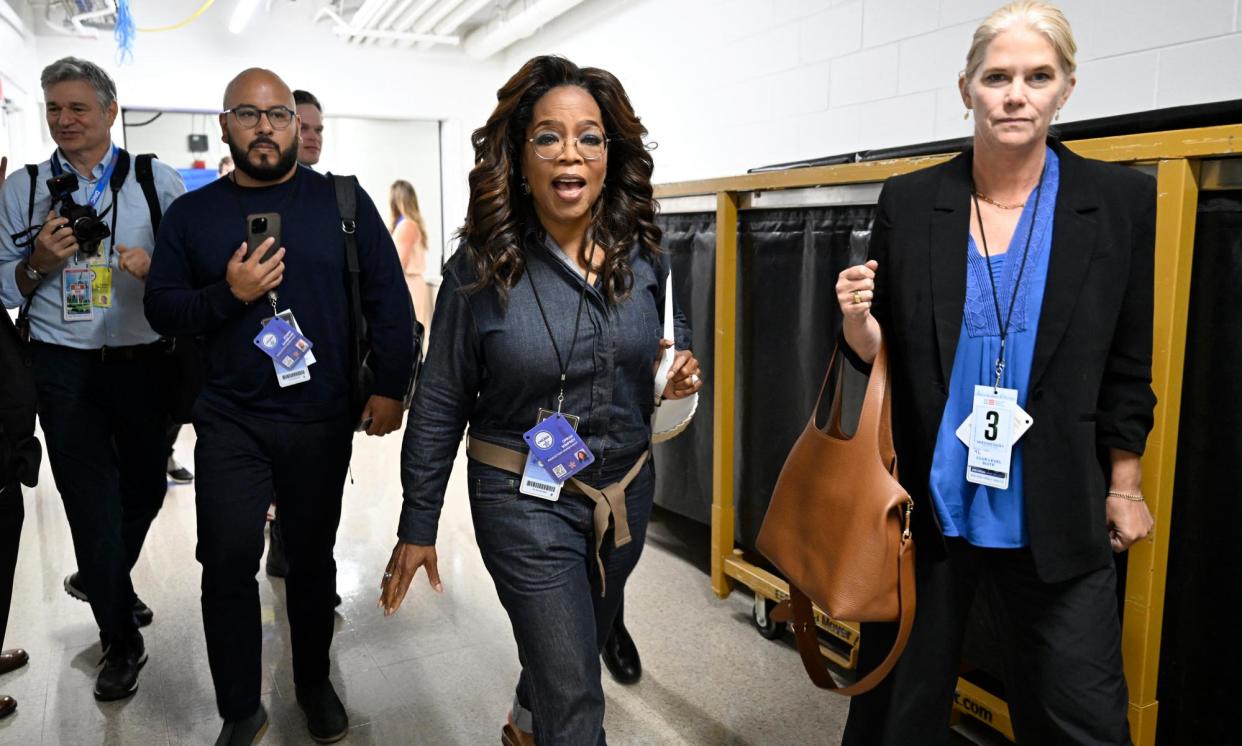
332,174,366,402
16,164,41,339
133,153,162,234
24,164,37,231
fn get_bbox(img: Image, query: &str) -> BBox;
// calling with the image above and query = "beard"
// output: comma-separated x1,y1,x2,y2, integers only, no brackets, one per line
229,136,299,182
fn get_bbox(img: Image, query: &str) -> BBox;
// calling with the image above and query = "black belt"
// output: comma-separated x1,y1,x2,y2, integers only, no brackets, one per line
30,339,169,362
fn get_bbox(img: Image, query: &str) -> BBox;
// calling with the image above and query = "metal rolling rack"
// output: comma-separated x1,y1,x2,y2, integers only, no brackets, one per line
654,124,1242,745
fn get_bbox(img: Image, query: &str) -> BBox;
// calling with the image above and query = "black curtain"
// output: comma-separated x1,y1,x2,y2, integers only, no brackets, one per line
652,206,876,543
652,213,717,524
1155,191,1242,746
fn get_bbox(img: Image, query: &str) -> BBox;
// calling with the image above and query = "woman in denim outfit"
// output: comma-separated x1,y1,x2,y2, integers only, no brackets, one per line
378,56,702,745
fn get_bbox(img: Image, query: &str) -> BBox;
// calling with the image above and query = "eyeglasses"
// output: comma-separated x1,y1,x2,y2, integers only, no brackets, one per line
527,131,609,161
224,105,296,130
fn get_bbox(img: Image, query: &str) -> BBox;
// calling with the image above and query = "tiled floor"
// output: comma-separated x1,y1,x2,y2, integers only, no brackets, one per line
0,427,851,745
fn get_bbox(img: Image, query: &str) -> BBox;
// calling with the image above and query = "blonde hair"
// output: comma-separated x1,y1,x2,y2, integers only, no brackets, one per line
389,180,427,241
964,1,1077,80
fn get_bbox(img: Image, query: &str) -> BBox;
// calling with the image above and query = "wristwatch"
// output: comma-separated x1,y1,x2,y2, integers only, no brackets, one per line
22,260,47,281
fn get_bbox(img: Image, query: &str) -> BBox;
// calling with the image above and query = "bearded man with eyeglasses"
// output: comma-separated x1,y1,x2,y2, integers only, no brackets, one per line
144,68,415,746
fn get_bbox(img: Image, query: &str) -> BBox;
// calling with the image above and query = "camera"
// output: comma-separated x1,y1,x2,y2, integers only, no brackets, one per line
47,172,110,255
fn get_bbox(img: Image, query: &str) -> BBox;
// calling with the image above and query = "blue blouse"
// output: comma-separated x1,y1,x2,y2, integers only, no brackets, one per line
928,147,1060,548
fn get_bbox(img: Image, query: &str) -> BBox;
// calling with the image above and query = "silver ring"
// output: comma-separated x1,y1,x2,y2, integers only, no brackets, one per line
690,374,700,385
383,572,393,579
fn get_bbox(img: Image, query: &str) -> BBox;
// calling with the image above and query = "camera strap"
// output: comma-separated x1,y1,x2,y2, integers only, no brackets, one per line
50,145,119,213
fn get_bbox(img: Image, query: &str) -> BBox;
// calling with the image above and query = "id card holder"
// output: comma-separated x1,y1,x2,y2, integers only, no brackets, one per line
523,412,595,484
261,310,314,388
62,266,94,321
254,317,313,371
91,266,113,309
520,410,581,501
960,385,1032,490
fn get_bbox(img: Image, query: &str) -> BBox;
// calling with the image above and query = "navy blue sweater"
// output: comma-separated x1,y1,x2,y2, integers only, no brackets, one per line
145,166,414,422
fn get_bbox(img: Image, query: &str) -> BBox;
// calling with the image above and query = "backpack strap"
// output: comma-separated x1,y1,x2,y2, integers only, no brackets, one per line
15,164,42,341
331,174,366,408
133,153,162,234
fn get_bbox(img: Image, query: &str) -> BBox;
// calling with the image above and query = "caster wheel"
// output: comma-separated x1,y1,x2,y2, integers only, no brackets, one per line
753,596,785,640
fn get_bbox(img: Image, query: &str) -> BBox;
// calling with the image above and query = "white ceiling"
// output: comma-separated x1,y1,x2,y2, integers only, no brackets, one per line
19,0,583,58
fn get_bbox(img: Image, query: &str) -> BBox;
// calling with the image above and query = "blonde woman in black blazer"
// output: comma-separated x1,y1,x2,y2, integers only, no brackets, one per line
835,3,1155,744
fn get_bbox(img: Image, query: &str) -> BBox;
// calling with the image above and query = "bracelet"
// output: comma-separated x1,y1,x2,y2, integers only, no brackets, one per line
1107,490,1145,502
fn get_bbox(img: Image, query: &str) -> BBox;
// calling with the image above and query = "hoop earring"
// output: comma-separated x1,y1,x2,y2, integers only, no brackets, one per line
963,109,971,120
520,177,531,196
1055,109,1061,121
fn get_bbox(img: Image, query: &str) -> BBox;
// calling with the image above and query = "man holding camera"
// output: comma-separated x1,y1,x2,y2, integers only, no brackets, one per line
145,68,413,745
0,58,185,701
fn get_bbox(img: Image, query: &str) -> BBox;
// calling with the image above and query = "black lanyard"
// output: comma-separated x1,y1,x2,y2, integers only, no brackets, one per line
527,241,596,413
971,167,1045,390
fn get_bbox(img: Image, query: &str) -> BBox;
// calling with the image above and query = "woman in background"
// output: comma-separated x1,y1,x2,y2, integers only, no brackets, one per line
389,179,430,326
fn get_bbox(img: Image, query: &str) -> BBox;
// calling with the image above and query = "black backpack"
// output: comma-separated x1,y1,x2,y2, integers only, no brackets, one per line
16,152,204,424
330,174,423,418
14,151,158,339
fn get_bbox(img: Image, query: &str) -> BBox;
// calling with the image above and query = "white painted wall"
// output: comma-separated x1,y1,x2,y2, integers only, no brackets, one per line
503,0,1242,182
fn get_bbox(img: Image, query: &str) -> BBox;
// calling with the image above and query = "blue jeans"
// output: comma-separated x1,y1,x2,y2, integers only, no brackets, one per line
468,447,654,746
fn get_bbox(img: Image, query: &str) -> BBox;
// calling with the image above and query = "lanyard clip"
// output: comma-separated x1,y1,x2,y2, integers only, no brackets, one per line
992,339,1007,391
556,374,566,414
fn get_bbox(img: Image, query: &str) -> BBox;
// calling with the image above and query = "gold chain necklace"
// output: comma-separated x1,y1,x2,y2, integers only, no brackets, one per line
973,191,1025,210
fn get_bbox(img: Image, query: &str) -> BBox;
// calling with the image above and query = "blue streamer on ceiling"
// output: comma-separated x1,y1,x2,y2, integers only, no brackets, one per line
114,0,135,63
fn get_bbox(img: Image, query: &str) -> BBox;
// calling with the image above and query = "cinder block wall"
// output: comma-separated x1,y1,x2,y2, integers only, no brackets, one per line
506,0,1242,182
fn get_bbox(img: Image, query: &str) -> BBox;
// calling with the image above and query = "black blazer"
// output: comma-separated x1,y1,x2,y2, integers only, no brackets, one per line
866,140,1156,583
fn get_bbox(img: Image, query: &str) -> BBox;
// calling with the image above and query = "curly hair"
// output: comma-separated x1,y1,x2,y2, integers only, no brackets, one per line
460,55,661,305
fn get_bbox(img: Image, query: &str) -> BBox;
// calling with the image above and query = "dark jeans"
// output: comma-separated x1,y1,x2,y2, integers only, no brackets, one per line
166,423,180,457
843,538,1130,746
0,480,21,651
469,448,654,746
192,398,352,720
31,343,169,646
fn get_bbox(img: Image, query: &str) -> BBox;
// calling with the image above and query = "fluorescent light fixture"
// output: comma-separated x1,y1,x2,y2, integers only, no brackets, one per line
228,0,262,34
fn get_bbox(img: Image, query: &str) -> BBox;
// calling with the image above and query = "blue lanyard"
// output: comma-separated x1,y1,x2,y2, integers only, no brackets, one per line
50,145,119,211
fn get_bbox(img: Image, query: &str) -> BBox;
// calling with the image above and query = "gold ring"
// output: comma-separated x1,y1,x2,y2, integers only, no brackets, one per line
852,291,862,305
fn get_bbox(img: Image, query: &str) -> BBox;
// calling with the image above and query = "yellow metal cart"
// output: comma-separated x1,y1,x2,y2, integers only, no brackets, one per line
654,124,1242,745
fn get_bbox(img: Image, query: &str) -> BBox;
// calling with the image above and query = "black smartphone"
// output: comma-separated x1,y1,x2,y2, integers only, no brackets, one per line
244,212,281,262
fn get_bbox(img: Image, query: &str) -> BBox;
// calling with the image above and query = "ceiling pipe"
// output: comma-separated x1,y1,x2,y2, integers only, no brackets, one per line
380,0,443,49
463,0,587,59
346,0,396,44
315,7,459,45
414,0,492,51
399,0,466,49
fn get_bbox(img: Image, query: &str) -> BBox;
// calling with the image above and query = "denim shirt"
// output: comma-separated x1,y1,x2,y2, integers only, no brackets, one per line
397,226,690,545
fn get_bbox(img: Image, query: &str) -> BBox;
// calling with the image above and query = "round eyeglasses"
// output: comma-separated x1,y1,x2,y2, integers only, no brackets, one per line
527,131,609,161
224,105,296,130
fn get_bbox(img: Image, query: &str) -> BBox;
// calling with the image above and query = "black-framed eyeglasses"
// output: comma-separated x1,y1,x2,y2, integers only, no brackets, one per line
224,105,295,130
527,131,609,161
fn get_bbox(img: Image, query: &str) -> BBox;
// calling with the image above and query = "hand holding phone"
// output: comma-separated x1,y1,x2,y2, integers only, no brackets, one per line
245,213,281,262
226,238,285,303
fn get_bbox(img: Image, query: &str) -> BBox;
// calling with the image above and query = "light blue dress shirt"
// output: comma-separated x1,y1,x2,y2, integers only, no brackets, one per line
927,147,1060,548
0,144,186,348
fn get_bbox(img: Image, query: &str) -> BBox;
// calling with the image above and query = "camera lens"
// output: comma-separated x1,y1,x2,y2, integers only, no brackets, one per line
251,217,268,233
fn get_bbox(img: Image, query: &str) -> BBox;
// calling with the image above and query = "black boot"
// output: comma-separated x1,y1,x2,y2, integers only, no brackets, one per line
601,608,642,685
94,631,147,701
215,703,268,746
296,679,348,743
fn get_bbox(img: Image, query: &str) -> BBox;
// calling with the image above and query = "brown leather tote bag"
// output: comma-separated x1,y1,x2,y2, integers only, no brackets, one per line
756,339,916,695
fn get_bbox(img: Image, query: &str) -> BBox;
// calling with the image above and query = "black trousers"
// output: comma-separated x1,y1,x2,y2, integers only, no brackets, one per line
31,344,169,646
192,398,352,720
843,538,1130,746
0,480,22,651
